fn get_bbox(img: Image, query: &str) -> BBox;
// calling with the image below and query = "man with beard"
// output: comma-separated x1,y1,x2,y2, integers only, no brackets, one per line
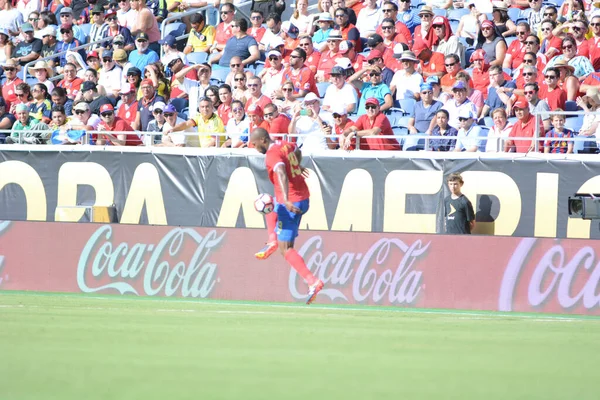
128,32,159,71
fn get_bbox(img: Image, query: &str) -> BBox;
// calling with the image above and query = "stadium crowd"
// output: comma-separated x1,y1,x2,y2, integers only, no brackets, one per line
0,0,599,152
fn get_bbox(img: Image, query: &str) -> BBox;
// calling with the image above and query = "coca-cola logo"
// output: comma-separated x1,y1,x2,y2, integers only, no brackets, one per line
290,236,427,305
77,225,225,298
499,238,600,311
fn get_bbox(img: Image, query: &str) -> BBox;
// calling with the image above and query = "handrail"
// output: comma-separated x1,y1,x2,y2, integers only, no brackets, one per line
22,36,114,83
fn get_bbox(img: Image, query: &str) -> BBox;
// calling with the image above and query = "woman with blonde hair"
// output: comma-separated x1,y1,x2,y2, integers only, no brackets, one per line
486,107,513,152
290,0,315,35
275,80,300,118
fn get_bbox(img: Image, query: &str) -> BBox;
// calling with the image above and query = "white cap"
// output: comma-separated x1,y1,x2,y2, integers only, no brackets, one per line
458,108,475,119
330,104,347,116
303,92,320,103
151,101,166,112
269,36,285,49
335,57,352,70
266,49,282,58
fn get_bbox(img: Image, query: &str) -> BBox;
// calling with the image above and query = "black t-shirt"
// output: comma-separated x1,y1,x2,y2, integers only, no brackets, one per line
13,39,43,64
444,194,475,234
89,96,115,116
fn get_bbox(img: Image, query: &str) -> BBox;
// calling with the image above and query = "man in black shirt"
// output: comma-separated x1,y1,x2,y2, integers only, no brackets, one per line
443,173,475,234
12,23,42,66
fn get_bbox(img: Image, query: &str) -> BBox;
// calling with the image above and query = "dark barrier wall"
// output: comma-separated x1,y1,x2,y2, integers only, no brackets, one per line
0,221,598,315
1,150,600,238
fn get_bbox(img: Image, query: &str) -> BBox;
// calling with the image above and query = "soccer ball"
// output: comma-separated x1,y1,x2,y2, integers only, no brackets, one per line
254,193,274,214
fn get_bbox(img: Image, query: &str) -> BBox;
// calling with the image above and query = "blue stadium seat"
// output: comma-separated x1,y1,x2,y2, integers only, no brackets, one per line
392,126,408,146
478,127,489,152
564,115,584,133
564,100,581,116
210,67,230,84
448,8,469,20
574,134,597,154
186,52,208,65
317,82,330,98
507,8,521,22
432,8,446,17
449,19,459,33
483,117,494,127
79,23,92,43
164,22,186,39
386,107,406,126
169,98,188,113
398,98,416,116
505,36,518,48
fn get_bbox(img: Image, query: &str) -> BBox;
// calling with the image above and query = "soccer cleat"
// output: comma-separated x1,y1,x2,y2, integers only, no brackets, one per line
306,279,324,305
255,241,278,260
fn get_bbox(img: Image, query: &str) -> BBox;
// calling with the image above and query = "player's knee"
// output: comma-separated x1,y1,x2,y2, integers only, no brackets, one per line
278,240,292,255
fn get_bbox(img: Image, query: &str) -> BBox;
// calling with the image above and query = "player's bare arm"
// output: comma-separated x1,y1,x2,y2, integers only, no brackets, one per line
275,165,301,214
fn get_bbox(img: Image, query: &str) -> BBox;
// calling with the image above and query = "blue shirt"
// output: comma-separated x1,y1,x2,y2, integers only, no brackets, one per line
485,80,516,111
430,125,458,151
219,35,258,67
412,100,442,133
455,124,486,152
357,82,392,115
397,10,421,33
128,49,160,72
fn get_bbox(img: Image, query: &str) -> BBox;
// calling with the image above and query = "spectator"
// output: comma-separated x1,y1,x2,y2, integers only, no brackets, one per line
40,26,57,65
355,0,382,39
159,34,183,65
116,83,138,126
408,83,442,135
7,103,49,144
316,29,342,82
57,7,85,43
366,49,393,86
331,0,356,26
469,49,490,99
29,83,52,124
103,10,135,51
251,0,286,21
523,82,551,132
456,71,484,116
28,61,55,93
49,105,69,131
322,66,357,114
223,99,249,148
125,67,143,95
247,104,270,136
51,87,74,116
213,18,260,68
479,65,516,118
454,109,485,152
70,101,101,132
377,2,411,43
87,50,101,72
485,107,513,152
130,0,161,53
313,12,334,50
113,49,133,89
244,76,271,112
344,97,399,150
430,109,458,151
503,22,530,70
97,103,142,146
263,102,290,137
184,12,215,54
231,72,249,105
224,56,247,87
333,104,356,150
440,53,463,94
99,50,123,98
555,59,581,102
12,23,41,66
527,0,545,34
443,173,475,235
205,85,221,111
279,48,318,99
541,19,561,60
390,51,423,102
89,4,109,47
334,7,361,52
456,1,480,46
475,20,507,68
544,110,574,154
288,92,335,153
79,81,113,116
57,62,84,100
128,32,159,71
577,88,600,150
259,12,282,53
338,39,365,72
133,78,165,131
505,98,544,153
396,0,420,34
539,67,567,110
0,98,16,141
414,6,433,47
212,3,235,53
290,0,314,36
146,101,167,144
260,50,285,97
165,54,193,104
159,104,188,147
117,0,137,30
248,10,267,43
167,96,225,147
217,84,233,125
587,14,600,71
545,35,593,79
276,80,300,117
144,62,170,100
426,16,463,62
0,28,12,64
349,65,393,115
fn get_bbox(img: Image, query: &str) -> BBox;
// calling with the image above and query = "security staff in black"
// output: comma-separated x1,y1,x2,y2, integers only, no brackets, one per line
443,173,475,234
251,0,285,19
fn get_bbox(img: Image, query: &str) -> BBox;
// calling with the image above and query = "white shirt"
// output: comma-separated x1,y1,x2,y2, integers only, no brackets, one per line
323,83,358,114
0,9,23,34
294,111,334,154
99,65,123,95
486,122,513,152
355,7,382,37
390,70,423,101
118,9,137,30
163,117,188,145
225,117,249,148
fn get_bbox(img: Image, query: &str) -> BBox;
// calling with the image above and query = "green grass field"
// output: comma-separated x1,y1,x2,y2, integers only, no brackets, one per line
0,292,598,400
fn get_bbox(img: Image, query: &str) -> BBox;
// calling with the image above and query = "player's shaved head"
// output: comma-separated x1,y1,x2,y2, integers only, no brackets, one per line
250,127,271,154
251,127,269,141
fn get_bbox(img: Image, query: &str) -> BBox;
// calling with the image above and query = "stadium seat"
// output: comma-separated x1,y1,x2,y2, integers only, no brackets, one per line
398,98,416,116
464,47,475,65
574,135,597,154
317,82,330,98
392,126,408,146
483,117,494,127
396,116,411,128
478,127,489,152
169,98,189,113
507,8,521,22
210,67,230,84
79,23,92,43
164,22,186,39
564,115,584,133
387,107,406,126
432,8,446,17
449,19,459,33
564,100,581,116
448,8,469,20
505,36,517,48
186,52,208,65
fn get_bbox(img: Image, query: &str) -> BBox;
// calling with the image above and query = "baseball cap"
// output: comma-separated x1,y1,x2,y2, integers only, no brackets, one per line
41,26,57,37
247,104,264,116
150,101,166,112
119,83,136,94
164,104,177,114
457,109,474,119
87,50,99,59
113,49,127,61
432,16,445,26
281,21,299,39
60,7,73,14
113,34,125,44
338,40,353,55
105,9,117,18
100,103,114,113
136,32,149,41
303,92,320,103
140,79,154,87
420,83,433,92
513,99,529,109
269,36,285,49
330,104,347,116
158,34,176,47
267,49,282,58
103,49,114,59
330,66,345,75
426,76,440,85
21,23,34,32
92,3,104,13
15,103,28,112
481,20,494,29
335,57,352,70
60,23,73,31
452,81,467,90
367,49,383,61
73,101,90,111
81,81,97,92
393,42,409,57
366,33,383,48
365,98,379,106
127,67,142,76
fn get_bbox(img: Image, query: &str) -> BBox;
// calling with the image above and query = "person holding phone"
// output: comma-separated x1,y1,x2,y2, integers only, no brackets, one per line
287,92,336,153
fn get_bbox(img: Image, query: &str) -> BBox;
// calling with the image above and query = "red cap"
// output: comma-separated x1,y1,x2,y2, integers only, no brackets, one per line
140,79,154,88
365,97,379,106
481,20,494,29
432,16,445,26
100,103,114,113
469,49,486,62
60,23,73,30
367,49,383,61
247,104,263,117
87,51,99,59
513,98,529,109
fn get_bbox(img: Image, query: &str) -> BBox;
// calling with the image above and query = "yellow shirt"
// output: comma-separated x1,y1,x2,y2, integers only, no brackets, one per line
185,25,216,53
193,113,225,147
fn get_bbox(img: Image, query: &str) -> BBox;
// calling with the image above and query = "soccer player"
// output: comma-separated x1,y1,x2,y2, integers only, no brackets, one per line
250,127,324,304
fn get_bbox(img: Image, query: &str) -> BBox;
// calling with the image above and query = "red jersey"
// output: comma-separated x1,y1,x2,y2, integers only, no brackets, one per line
58,77,83,99
587,36,600,71
245,94,272,112
281,66,319,97
335,119,356,150
2,77,23,111
305,50,321,73
317,49,342,80
98,117,142,146
117,100,138,126
265,140,310,203
247,26,266,43
268,113,291,136
538,83,567,110
353,113,400,150
215,22,233,47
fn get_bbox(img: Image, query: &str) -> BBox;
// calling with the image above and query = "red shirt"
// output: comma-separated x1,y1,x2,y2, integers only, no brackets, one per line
376,21,411,45
587,37,600,71
508,114,544,153
58,77,83,99
98,117,142,146
265,140,310,203
353,113,400,151
281,66,319,97
421,52,445,77
217,102,232,126
268,113,290,136
117,100,138,126
317,50,342,80
170,69,197,99
577,39,590,58
472,68,490,99
335,119,356,150
215,22,233,47
538,83,567,110
2,77,23,111
506,40,526,70
245,94,272,113
305,50,321,73
247,26,266,43
545,36,563,57
340,23,362,52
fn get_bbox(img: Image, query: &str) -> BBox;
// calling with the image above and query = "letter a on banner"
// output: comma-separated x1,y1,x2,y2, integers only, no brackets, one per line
217,167,265,228
330,169,373,232
0,160,47,221
121,163,167,225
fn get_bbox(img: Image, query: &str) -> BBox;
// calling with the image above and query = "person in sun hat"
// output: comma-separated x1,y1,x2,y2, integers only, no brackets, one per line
390,50,423,101
288,91,335,153
313,12,334,48
316,29,343,82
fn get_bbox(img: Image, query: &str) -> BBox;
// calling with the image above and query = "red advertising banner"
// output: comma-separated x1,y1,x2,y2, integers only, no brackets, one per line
0,221,598,315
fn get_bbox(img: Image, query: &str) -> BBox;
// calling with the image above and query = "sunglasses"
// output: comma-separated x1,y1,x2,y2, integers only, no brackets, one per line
458,117,471,121
101,112,114,117
335,14,346,18
543,13,555,17
524,90,535,95
516,31,527,35
545,75,557,79
523,58,535,63
421,91,432,95
264,111,275,118
573,26,584,31
523,72,534,76
153,109,163,114
365,104,378,110
230,63,241,67
168,60,178,68
481,27,492,31
60,30,72,34
525,40,537,45
4,67,15,72
433,25,443,29
220,10,232,14
562,44,574,50
332,113,344,118
382,26,394,30
15,93,25,97
234,77,245,81
107,16,116,21
247,83,259,87
592,23,600,27
232,107,244,112
103,58,112,62
541,27,552,32
251,16,262,20
445,62,456,67
369,72,380,77
60,14,70,17
367,59,380,65
382,9,394,12
74,109,87,114
282,88,294,92
268,56,279,61
137,39,148,42
164,113,174,117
